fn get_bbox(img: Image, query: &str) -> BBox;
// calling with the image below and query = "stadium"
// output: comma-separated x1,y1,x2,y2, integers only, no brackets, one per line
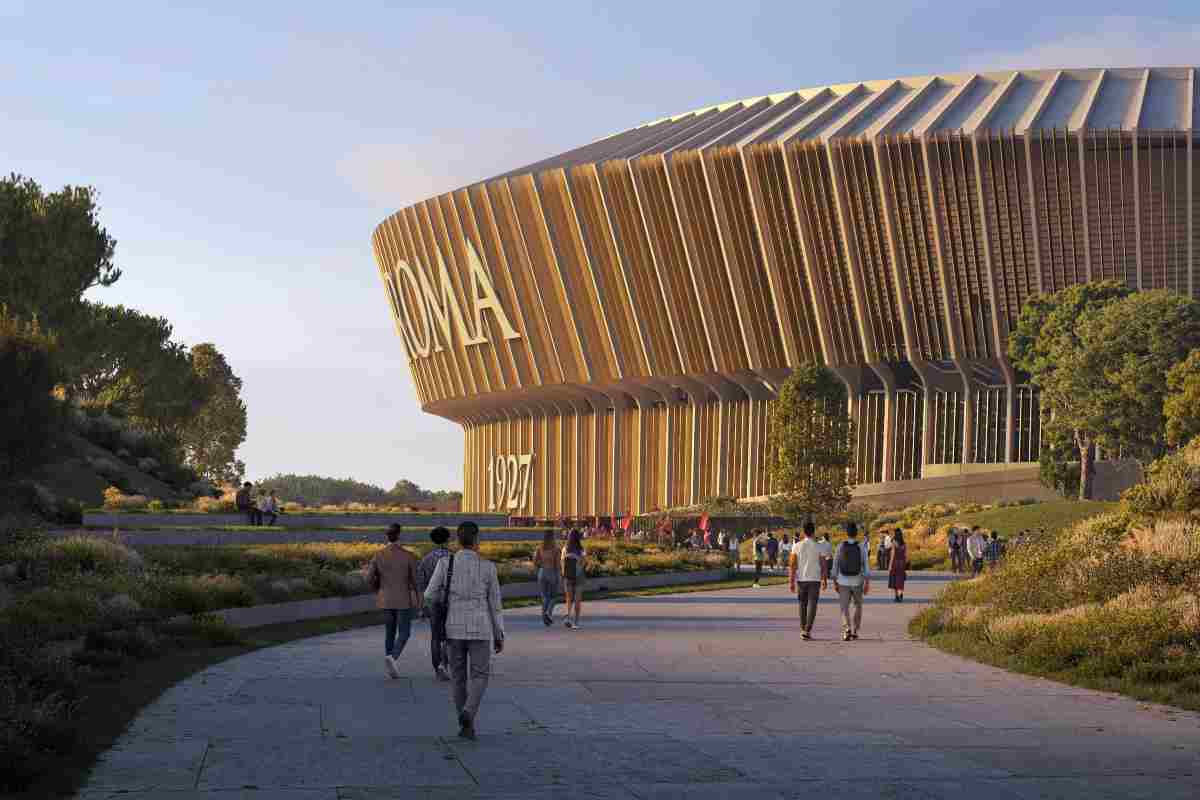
370,67,1198,518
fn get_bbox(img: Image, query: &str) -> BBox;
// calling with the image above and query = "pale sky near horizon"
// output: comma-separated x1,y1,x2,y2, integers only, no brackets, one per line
5,2,1200,490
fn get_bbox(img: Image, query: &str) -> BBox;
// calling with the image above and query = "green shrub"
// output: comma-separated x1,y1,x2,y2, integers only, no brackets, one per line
145,574,255,614
0,630,81,792
0,311,60,480
83,626,160,658
156,614,244,646
1122,439,1200,517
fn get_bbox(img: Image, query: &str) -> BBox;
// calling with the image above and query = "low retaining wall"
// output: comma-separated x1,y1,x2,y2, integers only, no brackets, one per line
83,511,509,530
50,528,544,546
187,569,733,629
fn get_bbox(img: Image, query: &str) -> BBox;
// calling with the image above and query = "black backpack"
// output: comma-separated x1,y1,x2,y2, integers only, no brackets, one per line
837,542,863,576
563,552,578,580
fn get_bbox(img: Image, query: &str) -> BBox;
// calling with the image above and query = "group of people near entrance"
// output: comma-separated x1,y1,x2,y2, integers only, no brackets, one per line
234,482,279,526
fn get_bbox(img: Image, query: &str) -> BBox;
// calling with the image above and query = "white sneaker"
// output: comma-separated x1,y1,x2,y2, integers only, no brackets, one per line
384,655,399,678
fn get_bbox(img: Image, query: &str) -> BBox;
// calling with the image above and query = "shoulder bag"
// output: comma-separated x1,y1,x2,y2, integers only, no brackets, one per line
431,553,455,640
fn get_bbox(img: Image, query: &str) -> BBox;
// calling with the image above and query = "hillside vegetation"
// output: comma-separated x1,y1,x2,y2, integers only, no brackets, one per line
911,438,1200,711
254,474,461,509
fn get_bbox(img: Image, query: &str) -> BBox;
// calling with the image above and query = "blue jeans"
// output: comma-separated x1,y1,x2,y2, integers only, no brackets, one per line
384,608,414,657
537,568,559,618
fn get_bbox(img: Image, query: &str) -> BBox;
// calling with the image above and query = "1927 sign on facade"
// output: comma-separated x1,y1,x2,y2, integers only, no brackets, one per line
372,67,1200,517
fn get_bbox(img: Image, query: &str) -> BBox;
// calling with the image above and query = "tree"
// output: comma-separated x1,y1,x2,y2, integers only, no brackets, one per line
768,365,856,519
1010,282,1200,499
62,302,179,402
180,344,247,483
0,309,60,479
1165,349,1200,448
0,174,119,338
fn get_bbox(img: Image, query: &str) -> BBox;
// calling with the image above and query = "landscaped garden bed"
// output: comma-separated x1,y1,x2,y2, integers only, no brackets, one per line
910,441,1200,712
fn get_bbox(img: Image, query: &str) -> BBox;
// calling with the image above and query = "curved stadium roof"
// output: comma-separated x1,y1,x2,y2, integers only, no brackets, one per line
499,67,1198,179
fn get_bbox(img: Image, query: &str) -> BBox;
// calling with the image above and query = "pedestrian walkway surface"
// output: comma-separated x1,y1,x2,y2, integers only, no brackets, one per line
79,571,1200,799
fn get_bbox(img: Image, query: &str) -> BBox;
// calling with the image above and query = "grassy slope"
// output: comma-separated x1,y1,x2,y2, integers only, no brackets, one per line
943,499,1118,535
909,500,1200,713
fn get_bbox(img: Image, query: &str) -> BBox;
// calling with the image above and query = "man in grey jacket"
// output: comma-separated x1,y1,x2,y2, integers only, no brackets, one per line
423,521,504,740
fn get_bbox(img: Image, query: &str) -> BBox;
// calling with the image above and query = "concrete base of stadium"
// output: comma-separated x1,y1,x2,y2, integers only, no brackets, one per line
746,459,1144,508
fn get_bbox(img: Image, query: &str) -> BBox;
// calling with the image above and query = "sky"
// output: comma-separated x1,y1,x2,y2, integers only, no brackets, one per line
5,1,1200,490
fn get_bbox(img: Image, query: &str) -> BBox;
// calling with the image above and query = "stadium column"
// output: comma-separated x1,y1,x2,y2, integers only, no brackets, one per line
1188,68,1196,301
970,130,1020,464
919,132,976,466
672,377,711,506
824,138,896,482
867,83,946,479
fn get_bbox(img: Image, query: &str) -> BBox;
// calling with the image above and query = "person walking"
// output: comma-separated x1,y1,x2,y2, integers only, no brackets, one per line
788,521,827,640
729,531,741,572
948,527,962,573
887,528,908,602
423,521,504,740
832,522,870,641
258,489,279,526
818,532,833,588
753,530,766,587
368,523,421,678
966,526,988,577
766,532,779,571
561,529,587,629
877,530,891,571
985,530,1004,570
416,526,453,680
533,530,561,626
236,482,261,526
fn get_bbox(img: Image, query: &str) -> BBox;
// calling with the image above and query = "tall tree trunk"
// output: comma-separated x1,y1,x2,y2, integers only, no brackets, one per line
1077,436,1096,501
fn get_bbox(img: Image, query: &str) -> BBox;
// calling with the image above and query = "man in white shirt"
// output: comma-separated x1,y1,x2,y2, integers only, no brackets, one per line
832,522,870,641
966,525,988,576
423,521,505,740
788,521,827,640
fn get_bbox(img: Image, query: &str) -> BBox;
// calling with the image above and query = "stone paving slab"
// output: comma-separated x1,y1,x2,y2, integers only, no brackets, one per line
73,571,1200,798
196,737,472,790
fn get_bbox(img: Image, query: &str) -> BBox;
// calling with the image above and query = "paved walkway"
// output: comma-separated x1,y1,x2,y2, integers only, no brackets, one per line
79,571,1200,799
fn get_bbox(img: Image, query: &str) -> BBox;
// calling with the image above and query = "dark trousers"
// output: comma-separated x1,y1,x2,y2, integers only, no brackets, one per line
754,561,763,581
972,557,985,576
430,620,447,671
384,608,414,657
262,511,277,526
796,581,820,630
242,507,262,525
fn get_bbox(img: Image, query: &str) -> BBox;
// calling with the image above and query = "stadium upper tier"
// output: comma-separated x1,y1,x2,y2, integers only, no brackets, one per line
500,67,1200,176
371,66,1200,513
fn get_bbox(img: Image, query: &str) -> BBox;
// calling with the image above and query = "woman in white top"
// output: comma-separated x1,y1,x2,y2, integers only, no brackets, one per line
258,490,278,526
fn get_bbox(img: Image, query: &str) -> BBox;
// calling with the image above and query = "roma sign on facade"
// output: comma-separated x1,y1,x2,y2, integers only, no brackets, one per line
383,239,520,359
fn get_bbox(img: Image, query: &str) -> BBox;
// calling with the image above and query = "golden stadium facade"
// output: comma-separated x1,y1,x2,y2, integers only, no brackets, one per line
371,67,1199,517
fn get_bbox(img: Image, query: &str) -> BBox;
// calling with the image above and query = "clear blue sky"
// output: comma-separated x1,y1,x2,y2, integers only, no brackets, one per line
5,1,1198,490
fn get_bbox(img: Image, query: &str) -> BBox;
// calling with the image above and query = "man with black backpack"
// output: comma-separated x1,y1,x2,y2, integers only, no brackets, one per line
832,522,870,641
